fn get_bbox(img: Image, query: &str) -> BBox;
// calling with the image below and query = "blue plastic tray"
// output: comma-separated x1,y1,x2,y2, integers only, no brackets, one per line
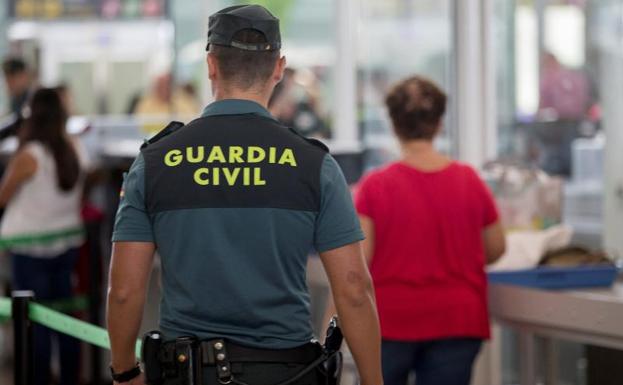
487,265,619,289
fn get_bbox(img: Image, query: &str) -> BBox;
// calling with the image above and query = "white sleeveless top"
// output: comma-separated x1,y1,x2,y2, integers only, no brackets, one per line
1,141,85,257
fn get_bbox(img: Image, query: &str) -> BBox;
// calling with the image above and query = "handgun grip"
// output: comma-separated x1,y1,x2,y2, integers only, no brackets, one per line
324,316,343,353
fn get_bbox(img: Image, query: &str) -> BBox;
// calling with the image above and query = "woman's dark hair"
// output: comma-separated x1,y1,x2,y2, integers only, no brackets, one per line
20,88,80,191
385,76,447,141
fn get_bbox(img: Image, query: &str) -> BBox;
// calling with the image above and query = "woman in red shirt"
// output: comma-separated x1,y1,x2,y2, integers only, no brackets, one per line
355,76,505,385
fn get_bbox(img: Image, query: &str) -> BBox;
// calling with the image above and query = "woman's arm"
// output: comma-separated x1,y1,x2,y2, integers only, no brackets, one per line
0,149,37,207
482,221,506,264
359,215,375,265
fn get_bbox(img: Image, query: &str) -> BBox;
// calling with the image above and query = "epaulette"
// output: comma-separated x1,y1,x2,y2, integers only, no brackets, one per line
288,127,329,152
140,121,185,150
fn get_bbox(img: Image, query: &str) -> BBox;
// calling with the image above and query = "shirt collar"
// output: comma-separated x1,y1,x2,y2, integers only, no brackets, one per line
201,99,276,120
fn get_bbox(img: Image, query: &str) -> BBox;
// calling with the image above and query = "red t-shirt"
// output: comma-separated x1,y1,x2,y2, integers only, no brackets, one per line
355,161,499,341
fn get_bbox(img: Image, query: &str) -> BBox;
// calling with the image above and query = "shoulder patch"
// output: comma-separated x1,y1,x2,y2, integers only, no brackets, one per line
288,127,329,152
140,121,185,150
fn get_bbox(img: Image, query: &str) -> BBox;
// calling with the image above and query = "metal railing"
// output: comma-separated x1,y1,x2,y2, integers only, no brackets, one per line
0,292,141,385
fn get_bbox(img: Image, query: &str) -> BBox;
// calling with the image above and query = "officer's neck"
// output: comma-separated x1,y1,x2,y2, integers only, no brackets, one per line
213,87,271,109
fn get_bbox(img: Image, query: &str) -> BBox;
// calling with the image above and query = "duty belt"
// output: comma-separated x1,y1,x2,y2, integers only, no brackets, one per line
143,317,343,385
161,339,323,384
199,339,321,364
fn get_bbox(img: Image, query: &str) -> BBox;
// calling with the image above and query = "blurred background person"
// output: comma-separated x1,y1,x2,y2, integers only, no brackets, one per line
539,51,591,122
527,51,595,176
354,76,506,385
133,72,199,116
0,57,35,140
0,88,85,385
269,67,330,138
2,57,33,117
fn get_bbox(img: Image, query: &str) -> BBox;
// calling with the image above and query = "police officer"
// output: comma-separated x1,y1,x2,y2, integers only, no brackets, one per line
107,5,382,385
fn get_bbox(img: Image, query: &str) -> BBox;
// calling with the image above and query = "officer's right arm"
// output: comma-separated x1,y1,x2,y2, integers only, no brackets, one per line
107,155,156,381
315,155,383,385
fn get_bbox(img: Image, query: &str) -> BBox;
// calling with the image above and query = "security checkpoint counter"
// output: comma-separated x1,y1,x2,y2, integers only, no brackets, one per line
487,280,623,385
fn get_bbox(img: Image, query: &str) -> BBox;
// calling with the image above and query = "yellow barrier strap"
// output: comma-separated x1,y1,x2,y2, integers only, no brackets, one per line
29,302,110,348
28,302,142,358
0,297,141,358
0,296,88,321
0,297,11,319
39,295,89,313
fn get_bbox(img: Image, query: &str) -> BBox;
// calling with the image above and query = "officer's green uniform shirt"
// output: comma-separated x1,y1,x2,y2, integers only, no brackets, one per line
112,99,364,349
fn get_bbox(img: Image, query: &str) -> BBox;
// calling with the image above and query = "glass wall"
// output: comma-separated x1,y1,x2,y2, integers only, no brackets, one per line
0,0,454,151
183,0,455,159
357,0,453,169
196,0,336,140
496,0,600,178
0,4,8,113
493,0,612,247
493,1,623,383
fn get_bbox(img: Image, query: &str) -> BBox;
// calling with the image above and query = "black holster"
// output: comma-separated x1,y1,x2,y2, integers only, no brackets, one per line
143,332,203,385
323,316,343,385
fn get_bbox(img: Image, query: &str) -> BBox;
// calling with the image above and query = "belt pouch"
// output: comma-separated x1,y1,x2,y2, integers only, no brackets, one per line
143,331,164,385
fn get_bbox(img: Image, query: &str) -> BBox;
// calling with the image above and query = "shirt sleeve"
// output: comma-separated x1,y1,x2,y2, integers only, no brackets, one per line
354,174,375,219
314,154,365,253
111,153,155,242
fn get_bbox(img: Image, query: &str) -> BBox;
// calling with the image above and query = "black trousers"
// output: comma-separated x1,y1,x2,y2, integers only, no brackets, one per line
163,362,325,385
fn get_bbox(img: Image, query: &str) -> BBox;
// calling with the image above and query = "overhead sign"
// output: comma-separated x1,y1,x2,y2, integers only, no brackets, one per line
8,0,169,20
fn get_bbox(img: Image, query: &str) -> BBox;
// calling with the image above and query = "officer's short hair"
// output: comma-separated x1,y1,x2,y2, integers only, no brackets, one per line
2,57,28,76
210,29,280,90
385,76,447,141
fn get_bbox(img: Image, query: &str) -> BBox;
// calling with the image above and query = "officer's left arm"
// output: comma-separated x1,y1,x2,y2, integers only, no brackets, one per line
108,241,155,375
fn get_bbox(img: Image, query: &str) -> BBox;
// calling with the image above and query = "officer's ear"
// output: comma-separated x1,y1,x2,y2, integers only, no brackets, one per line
273,56,287,83
207,52,218,81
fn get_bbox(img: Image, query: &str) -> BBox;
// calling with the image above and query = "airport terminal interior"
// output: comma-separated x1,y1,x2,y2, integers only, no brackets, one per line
1,0,623,384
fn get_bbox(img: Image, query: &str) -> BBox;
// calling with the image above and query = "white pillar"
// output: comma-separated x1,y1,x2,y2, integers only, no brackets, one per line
482,0,498,161
332,0,359,152
601,44,623,256
452,0,497,167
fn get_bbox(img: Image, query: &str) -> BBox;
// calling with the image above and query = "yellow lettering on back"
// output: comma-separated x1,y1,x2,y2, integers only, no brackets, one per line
164,149,183,167
254,168,266,185
186,147,204,163
212,167,220,185
248,146,266,163
229,146,244,163
222,168,241,186
278,149,297,167
194,168,210,185
207,146,226,163
243,168,250,186
268,147,277,163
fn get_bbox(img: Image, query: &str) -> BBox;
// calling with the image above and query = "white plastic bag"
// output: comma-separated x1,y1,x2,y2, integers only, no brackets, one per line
488,225,574,271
